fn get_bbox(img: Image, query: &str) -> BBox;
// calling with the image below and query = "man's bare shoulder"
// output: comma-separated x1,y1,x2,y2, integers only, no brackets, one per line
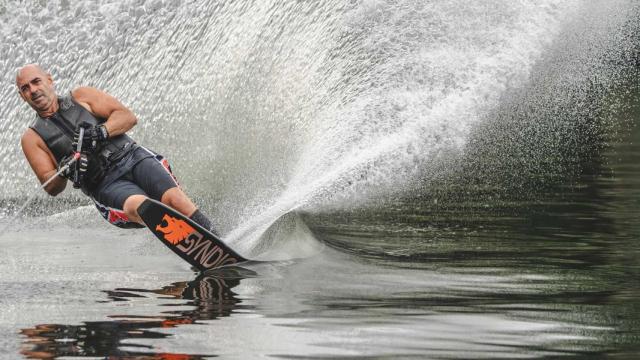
70,86,131,121
21,128,39,143
71,86,101,99
71,86,101,112
21,128,43,151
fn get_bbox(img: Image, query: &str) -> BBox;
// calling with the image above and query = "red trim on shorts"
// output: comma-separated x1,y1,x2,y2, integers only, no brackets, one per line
160,158,179,186
107,208,131,225
92,198,139,228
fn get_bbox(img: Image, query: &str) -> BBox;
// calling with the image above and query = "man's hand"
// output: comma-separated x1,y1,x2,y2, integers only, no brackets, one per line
74,124,108,153
57,154,76,179
57,152,88,188
72,87,137,138
73,152,89,189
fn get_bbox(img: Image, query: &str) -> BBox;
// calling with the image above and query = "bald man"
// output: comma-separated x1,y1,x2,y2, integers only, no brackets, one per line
17,64,216,231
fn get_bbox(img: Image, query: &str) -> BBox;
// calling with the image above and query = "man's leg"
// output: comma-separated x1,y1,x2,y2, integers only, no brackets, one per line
130,151,219,234
91,175,148,228
124,188,217,234
160,187,217,234
160,187,196,217
122,194,149,224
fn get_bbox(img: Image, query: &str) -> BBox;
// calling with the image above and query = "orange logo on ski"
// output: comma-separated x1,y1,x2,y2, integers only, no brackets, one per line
156,214,195,245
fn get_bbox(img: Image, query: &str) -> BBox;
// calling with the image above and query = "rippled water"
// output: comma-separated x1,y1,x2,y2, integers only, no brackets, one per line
1,0,639,358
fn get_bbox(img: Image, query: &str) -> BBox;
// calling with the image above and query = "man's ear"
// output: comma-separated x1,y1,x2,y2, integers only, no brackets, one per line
17,87,27,102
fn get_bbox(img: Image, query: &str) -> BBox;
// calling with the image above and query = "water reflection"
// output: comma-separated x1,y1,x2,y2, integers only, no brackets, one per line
20,267,256,359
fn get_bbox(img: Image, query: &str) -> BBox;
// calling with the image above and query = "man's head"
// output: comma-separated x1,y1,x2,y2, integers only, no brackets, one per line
15,64,58,116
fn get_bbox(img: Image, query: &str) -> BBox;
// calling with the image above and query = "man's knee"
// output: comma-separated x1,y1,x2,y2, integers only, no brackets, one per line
161,187,196,215
123,194,148,222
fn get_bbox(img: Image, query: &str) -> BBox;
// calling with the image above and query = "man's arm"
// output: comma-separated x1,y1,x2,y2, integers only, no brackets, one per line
21,129,68,196
71,87,138,137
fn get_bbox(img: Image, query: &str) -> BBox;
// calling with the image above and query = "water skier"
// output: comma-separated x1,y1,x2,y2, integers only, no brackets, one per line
16,64,216,232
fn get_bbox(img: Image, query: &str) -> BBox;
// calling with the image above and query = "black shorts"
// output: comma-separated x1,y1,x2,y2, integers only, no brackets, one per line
91,146,180,228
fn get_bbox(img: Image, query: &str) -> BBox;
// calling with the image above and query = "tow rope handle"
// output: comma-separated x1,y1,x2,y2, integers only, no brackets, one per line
70,126,85,188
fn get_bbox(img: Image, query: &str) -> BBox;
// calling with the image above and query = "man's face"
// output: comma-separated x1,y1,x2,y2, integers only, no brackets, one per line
16,66,57,113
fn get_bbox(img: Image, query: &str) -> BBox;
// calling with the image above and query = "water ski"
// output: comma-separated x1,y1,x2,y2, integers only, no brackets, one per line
137,198,248,272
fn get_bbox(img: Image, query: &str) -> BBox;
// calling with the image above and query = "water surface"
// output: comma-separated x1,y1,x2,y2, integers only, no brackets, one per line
1,1,639,358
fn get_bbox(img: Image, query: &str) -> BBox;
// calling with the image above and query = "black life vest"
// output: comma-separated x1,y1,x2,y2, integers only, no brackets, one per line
29,95,136,193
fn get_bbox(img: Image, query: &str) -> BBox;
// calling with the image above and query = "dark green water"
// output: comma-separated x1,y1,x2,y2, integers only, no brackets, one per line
302,84,640,358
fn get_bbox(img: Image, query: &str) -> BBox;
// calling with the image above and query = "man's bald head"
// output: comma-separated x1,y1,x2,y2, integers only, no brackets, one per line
16,63,58,117
16,64,49,85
